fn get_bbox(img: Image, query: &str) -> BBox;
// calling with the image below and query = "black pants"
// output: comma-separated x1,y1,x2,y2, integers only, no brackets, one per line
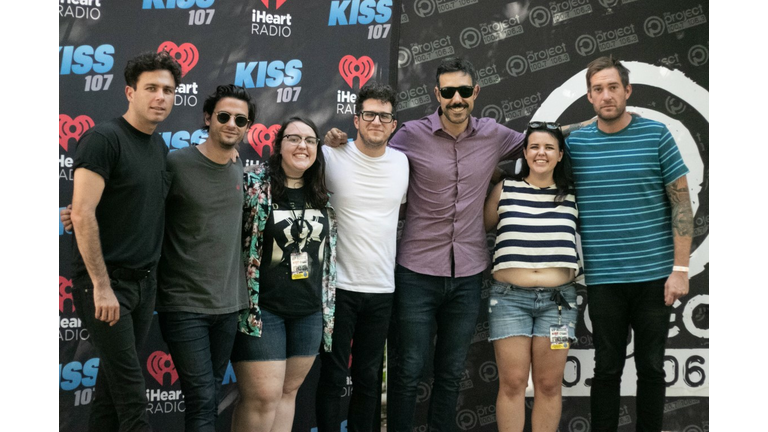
316,289,394,432
588,279,672,432
72,272,157,432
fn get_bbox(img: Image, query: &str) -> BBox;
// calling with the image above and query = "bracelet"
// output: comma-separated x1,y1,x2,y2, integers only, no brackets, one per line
672,266,689,272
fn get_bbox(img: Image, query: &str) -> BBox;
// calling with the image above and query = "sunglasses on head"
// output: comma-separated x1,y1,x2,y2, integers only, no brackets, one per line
439,86,474,99
528,121,560,131
215,111,250,128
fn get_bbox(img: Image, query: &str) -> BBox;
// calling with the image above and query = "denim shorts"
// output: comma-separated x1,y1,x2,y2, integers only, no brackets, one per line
231,309,322,362
488,280,578,341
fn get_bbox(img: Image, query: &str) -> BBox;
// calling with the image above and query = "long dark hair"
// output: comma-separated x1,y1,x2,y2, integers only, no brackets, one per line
268,117,329,209
515,126,574,203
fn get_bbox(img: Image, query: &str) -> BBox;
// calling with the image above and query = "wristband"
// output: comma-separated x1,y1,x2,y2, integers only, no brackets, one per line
672,266,689,272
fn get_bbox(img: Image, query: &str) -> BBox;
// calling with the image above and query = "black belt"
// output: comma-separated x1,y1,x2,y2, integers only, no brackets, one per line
109,267,152,281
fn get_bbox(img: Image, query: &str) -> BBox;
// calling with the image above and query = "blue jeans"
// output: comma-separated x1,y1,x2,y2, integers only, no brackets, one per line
158,311,239,432
388,265,483,432
316,289,393,432
588,279,672,432
72,271,157,432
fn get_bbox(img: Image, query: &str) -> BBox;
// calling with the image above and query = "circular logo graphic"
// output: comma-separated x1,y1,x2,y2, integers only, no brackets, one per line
455,409,478,431
398,47,413,68
478,360,498,382
480,104,504,123
460,27,482,49
597,0,620,8
568,416,590,432
528,6,551,27
413,0,436,18
415,381,431,403
687,44,708,66
505,55,528,77
575,34,597,56
665,96,687,115
643,16,666,37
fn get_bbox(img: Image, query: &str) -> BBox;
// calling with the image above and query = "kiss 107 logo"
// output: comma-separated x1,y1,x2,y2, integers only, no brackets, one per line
59,45,114,92
142,0,216,25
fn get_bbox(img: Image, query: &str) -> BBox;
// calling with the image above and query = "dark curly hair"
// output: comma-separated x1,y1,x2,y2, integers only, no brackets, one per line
268,117,329,210
435,57,477,87
354,82,396,115
124,51,182,89
202,84,257,131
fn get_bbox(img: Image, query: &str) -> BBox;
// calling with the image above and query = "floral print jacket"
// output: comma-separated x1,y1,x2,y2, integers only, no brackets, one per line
238,163,337,352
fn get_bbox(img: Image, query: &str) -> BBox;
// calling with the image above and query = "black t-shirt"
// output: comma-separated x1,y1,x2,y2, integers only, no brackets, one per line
259,186,329,318
72,117,170,278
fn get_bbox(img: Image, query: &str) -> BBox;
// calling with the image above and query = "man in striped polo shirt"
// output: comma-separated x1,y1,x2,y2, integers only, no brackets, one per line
566,56,693,432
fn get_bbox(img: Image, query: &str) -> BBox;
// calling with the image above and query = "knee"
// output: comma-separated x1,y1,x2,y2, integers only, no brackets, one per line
533,375,562,398
237,381,282,411
498,371,529,398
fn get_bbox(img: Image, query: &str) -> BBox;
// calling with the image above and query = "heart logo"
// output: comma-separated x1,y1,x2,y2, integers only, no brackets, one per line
247,123,281,158
261,0,288,8
158,42,199,77
59,114,95,152
59,276,74,313
339,55,375,89
147,351,178,385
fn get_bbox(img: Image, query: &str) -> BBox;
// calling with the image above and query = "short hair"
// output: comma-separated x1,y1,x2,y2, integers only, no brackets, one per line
202,84,257,131
354,82,397,115
124,51,182,89
435,57,477,87
268,117,329,210
585,55,630,89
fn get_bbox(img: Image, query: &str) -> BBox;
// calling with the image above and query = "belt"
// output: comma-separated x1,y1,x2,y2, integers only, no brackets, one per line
109,267,152,281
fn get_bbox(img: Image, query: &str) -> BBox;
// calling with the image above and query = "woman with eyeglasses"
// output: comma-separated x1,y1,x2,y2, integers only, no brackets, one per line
483,121,581,432
230,116,337,432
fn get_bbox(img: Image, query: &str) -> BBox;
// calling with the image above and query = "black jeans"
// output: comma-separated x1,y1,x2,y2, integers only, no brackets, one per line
587,279,672,432
158,311,239,432
72,271,157,432
316,289,394,432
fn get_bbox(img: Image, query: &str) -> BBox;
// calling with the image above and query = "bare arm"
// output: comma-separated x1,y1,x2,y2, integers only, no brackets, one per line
559,117,597,137
71,167,120,326
483,181,503,232
663,175,694,306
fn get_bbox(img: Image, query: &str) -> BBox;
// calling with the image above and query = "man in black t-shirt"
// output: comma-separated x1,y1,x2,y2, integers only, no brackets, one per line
69,51,182,432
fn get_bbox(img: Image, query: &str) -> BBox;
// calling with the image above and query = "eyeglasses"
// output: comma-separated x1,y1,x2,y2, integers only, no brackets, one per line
215,111,250,128
528,121,561,131
439,86,474,99
358,111,395,123
283,134,319,147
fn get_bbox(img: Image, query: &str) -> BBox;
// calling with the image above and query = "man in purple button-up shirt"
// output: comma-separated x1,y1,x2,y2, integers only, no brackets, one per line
385,57,524,432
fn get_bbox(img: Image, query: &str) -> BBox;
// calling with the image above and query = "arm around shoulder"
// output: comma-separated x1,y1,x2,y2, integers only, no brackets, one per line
483,181,504,232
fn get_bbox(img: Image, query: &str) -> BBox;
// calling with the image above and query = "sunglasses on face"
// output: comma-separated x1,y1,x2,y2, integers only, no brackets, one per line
215,111,250,128
439,86,474,99
358,111,395,123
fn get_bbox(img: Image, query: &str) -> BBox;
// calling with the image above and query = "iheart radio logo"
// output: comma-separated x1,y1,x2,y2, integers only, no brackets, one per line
261,0,287,8
59,276,74,313
59,114,94,151
339,55,375,89
248,123,281,158
158,42,199,77
147,351,179,385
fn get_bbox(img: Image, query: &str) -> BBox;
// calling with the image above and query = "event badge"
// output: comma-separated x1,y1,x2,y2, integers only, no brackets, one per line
290,252,309,280
549,324,570,350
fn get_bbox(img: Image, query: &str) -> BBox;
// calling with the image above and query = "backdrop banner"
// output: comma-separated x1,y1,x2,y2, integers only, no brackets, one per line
59,1,708,431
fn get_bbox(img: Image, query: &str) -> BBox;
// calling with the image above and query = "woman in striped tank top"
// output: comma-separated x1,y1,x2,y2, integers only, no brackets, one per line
483,122,581,432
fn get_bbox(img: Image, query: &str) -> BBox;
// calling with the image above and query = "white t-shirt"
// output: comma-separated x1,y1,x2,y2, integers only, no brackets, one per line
323,141,409,293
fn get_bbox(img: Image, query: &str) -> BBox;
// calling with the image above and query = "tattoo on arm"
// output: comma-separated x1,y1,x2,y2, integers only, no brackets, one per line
666,177,694,237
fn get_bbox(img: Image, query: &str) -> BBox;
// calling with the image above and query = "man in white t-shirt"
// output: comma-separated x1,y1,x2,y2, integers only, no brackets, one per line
316,82,409,432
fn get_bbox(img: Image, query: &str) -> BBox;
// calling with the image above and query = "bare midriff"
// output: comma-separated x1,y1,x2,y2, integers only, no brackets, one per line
493,267,575,288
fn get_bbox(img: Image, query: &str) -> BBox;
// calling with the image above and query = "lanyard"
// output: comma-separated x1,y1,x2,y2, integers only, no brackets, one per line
550,290,572,326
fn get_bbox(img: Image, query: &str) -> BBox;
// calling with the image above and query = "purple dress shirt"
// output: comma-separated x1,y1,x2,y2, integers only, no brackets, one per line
389,109,524,277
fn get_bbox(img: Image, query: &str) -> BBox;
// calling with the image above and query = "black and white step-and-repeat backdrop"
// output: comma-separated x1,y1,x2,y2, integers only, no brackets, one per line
59,0,708,431
59,1,398,431
388,1,708,432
